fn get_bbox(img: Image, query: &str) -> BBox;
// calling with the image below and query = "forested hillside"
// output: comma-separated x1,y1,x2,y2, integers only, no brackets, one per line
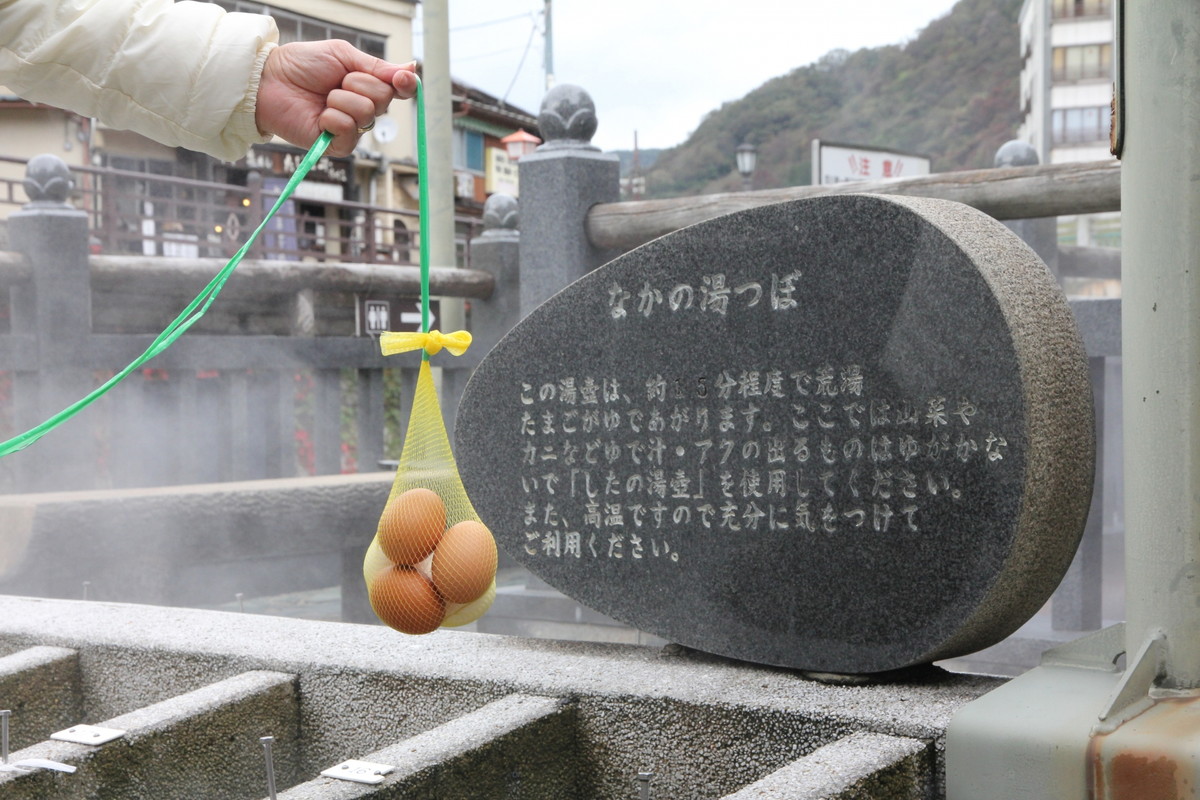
641,0,1023,198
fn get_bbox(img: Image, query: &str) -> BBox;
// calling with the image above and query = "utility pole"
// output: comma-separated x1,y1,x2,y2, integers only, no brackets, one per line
421,0,462,331
543,0,555,90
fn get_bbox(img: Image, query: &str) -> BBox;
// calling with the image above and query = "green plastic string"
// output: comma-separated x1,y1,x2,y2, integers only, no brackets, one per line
414,75,432,361
0,130,334,458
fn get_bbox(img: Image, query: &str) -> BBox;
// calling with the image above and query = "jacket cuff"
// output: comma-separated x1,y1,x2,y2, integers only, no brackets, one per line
221,40,277,158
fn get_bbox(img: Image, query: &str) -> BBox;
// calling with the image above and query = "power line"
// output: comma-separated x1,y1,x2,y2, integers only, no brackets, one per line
502,15,540,103
453,45,528,64
451,11,535,32
414,10,536,38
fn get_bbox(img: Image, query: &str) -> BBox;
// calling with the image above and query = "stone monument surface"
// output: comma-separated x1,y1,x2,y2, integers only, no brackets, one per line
456,194,1094,673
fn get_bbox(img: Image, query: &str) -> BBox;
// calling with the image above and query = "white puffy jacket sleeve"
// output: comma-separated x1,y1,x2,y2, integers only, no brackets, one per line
0,0,278,161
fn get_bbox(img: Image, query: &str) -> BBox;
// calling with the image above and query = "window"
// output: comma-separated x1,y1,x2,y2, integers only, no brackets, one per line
452,128,485,173
1052,44,1112,82
1052,0,1112,20
209,1,386,58
1052,106,1109,145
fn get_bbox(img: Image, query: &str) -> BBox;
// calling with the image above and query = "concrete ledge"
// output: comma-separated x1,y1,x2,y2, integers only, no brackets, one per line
0,670,299,800
0,646,81,750
0,473,392,607
279,694,575,799
721,731,931,799
0,596,1004,798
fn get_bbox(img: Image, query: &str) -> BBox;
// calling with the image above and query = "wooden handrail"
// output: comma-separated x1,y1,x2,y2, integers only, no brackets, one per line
587,159,1122,252
0,253,494,299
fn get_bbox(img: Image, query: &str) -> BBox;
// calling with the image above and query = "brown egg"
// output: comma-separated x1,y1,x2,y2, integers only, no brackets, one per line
368,565,445,634
378,488,446,565
431,520,498,604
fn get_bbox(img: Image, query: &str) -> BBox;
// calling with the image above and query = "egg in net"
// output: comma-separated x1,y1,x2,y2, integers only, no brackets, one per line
363,334,498,633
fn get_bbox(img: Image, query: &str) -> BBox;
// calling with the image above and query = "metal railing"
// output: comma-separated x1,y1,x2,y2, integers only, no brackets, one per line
0,154,484,267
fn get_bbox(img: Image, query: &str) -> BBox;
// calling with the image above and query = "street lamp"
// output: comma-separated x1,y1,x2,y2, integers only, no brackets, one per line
501,128,543,161
736,142,757,191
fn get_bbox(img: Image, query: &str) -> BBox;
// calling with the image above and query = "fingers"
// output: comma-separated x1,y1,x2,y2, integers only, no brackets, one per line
340,72,396,116
336,44,409,92
392,63,418,100
256,40,416,155
322,70,406,155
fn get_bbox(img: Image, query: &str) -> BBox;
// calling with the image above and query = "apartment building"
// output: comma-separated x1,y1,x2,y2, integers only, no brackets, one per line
1018,0,1119,249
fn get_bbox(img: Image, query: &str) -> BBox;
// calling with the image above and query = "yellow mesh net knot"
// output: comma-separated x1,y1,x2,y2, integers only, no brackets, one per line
380,329,472,358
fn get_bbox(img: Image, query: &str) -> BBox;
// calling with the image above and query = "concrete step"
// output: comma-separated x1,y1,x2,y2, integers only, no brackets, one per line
0,646,81,751
275,694,575,799
718,732,932,800
0,669,298,800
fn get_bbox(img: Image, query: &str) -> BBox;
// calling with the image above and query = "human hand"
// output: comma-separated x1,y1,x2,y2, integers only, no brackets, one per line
255,40,418,157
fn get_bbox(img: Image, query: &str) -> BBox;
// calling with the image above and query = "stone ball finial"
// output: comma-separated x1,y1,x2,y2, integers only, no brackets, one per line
482,194,518,232
23,153,75,206
994,140,1040,169
537,84,599,150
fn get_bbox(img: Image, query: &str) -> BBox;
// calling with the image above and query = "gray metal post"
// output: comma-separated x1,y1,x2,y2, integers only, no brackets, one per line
517,84,619,318
8,155,96,492
1121,0,1200,688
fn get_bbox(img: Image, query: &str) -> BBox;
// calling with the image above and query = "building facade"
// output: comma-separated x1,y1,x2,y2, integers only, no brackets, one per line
1018,0,1119,250
0,0,537,268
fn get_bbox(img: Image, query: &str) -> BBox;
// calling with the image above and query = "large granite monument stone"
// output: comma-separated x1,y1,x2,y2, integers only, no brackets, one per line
456,194,1094,673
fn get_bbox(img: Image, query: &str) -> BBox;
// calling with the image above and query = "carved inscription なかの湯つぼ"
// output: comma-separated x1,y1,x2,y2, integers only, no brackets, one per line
516,365,1011,565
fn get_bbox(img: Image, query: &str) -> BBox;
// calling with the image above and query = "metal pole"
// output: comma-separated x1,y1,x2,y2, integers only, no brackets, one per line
421,0,465,339
260,736,277,799
544,0,554,90
1121,0,1200,688
421,0,455,274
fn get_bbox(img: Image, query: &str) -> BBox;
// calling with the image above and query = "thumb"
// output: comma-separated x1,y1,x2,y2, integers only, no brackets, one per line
338,45,406,86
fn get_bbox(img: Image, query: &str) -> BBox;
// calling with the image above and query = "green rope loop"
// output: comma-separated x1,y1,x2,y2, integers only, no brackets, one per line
0,131,335,458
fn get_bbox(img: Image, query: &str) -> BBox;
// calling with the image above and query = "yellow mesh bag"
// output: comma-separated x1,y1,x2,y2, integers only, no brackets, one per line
363,332,497,634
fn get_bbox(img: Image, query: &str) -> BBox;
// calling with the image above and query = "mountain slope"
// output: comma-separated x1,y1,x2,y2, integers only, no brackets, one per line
643,0,1024,198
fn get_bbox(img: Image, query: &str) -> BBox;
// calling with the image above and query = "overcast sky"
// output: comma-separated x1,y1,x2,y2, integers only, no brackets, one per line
414,1,962,153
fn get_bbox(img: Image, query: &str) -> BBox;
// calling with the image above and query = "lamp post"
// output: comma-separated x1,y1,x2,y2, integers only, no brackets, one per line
501,129,542,161
736,142,757,191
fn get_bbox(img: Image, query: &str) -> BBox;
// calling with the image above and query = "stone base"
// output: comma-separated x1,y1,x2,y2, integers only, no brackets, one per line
0,595,1001,799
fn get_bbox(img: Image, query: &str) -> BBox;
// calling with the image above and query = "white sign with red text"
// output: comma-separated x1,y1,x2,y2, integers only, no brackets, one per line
812,139,932,185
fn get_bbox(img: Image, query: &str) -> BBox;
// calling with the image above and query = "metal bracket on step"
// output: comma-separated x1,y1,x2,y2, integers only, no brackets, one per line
321,758,397,785
1094,630,1165,735
0,758,78,774
50,724,126,746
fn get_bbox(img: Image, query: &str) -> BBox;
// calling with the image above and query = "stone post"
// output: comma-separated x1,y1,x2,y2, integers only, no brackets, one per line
517,84,620,318
8,155,96,491
466,194,521,356
994,140,1059,277
440,195,521,447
